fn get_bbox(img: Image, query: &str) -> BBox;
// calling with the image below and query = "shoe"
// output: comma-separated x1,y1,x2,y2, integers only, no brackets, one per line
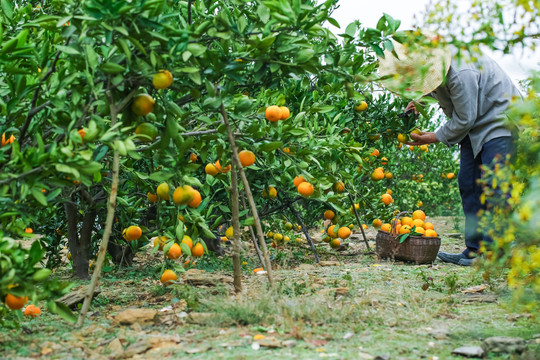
437,251,469,265
457,258,473,266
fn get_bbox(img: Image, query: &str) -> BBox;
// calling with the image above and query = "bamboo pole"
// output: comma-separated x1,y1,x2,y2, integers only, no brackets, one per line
230,162,242,293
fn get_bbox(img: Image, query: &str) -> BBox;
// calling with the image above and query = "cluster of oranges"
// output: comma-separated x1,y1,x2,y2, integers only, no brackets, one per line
1,133,15,147
374,210,438,237
293,175,314,197
321,213,352,249
265,105,290,122
157,234,204,285
148,182,202,209
204,160,232,176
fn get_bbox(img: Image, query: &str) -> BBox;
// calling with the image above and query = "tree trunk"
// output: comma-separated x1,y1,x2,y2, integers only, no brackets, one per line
65,200,89,279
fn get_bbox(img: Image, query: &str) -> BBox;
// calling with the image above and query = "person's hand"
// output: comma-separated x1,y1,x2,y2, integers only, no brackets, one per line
405,101,419,115
407,131,439,146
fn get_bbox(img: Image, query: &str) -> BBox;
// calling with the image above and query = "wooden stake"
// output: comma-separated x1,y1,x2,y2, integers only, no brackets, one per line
230,162,242,293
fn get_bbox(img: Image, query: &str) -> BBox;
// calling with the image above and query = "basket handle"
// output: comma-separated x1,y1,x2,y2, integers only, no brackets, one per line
390,211,412,237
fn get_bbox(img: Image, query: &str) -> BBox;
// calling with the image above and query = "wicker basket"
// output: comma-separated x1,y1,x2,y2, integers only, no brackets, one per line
375,211,441,265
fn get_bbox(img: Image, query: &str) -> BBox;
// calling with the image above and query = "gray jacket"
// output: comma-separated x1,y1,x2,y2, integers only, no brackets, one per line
430,49,521,158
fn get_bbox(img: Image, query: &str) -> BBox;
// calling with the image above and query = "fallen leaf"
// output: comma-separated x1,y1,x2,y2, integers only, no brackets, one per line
461,284,486,294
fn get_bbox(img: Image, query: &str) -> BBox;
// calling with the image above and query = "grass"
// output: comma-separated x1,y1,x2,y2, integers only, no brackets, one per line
1,220,539,359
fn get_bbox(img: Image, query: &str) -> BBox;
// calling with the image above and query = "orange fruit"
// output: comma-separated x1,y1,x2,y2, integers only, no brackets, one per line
167,243,182,259
370,149,380,157
154,236,169,250
372,219,382,228
1,133,15,147
153,70,173,89
173,185,196,206
362,224,368,229
354,101,368,112
397,134,409,143
131,94,155,116
412,210,426,221
412,219,424,228
414,227,426,235
191,242,204,257
417,201,423,207
182,235,193,249
399,225,411,234
385,172,393,179
329,238,341,249
124,226,142,241
273,233,283,242
333,181,345,193
371,169,385,181
424,229,438,237
24,304,41,317
78,129,86,141
381,194,393,205
327,225,338,238
5,294,28,310
205,163,220,176
396,224,402,233
282,147,291,153
420,145,429,152
447,173,455,179
178,214,185,222
262,186,277,199
239,150,256,167
189,153,198,162
188,189,202,208
338,226,351,239
297,182,314,197
293,175,306,188
265,105,282,122
424,222,434,230
147,192,158,202
381,157,388,165
24,228,33,234
157,183,170,200
386,189,393,195
350,203,360,213
279,106,290,120
160,269,177,284
135,123,158,142
401,217,413,226
323,210,335,220
380,223,391,232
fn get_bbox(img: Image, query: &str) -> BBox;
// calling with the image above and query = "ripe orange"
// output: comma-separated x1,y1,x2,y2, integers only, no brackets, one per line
78,129,86,141
131,94,155,116
447,173,455,179
338,226,351,239
1,133,15,147
124,226,142,241
205,163,220,176
412,219,424,228
354,101,368,112
167,243,182,259
5,294,28,310
189,153,198,162
372,219,382,228
279,106,290,120
323,210,335,220
381,157,388,165
191,242,204,257
424,222,434,230
24,228,33,234
370,149,380,157
417,201,423,207
333,181,345,193
153,70,173,89
401,217,413,226
380,223,391,232
424,229,438,237
157,183,170,200
147,192,158,202
397,134,409,143
182,235,193,249
386,189,393,195
154,236,169,250
420,145,429,152
362,224,368,229
412,210,426,221
329,238,341,249
262,186,277,199
24,304,41,317
273,233,283,242
293,175,306,188
399,225,411,234
188,189,202,208
135,123,158,142
226,226,234,238
297,182,314,197
414,227,426,235
265,105,282,122
173,185,196,206
381,194,393,206
239,150,256,167
350,203,360,213
327,225,338,238
160,269,177,284
282,147,291,153
371,169,385,181
385,172,393,179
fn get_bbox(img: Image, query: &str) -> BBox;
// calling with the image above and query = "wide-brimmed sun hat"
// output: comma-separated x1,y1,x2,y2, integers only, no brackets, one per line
378,30,452,98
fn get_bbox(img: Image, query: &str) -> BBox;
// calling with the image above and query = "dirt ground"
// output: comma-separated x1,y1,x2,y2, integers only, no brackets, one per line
1,217,538,360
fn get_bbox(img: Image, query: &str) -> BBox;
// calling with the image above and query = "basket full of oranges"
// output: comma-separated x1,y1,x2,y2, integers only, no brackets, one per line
376,210,441,265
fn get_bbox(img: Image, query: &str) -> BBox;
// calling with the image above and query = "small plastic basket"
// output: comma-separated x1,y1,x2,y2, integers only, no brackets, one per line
375,211,441,265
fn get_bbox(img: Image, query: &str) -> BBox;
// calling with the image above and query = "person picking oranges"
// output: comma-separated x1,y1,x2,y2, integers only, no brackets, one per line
378,30,520,266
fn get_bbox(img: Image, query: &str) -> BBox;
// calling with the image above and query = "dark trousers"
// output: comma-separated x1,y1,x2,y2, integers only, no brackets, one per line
458,136,514,257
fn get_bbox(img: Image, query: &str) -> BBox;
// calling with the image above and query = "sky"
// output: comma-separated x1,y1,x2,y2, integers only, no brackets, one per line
326,0,538,87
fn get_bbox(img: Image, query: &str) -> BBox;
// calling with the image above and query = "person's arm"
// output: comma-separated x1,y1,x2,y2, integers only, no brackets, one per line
434,69,480,147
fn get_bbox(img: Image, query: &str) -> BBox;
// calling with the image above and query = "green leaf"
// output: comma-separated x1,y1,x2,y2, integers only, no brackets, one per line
187,43,206,57
259,141,283,152
296,49,315,63
199,224,215,239
101,62,126,74
289,129,304,136
53,301,77,323
188,71,201,85
327,17,340,28
243,217,255,226
345,22,356,37
175,223,185,242
1,0,13,20
179,242,191,256
399,233,410,243
257,4,270,23
56,45,81,56
31,188,48,206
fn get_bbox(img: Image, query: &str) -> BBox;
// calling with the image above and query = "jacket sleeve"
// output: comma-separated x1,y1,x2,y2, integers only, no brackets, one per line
435,69,480,147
